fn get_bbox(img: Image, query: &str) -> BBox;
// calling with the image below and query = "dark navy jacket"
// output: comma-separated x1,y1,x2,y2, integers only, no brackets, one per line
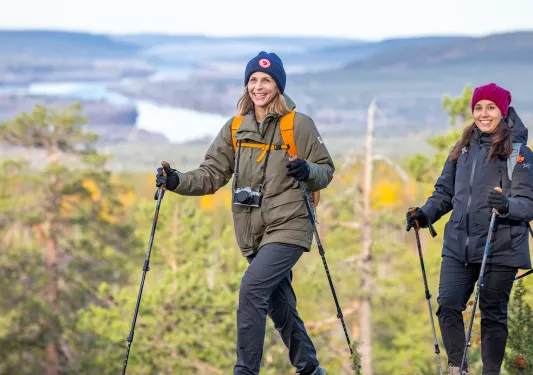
421,108,533,269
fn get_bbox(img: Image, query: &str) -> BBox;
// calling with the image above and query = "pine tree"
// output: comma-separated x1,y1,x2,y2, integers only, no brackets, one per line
0,102,138,374
407,85,473,183
504,280,533,374
75,196,244,374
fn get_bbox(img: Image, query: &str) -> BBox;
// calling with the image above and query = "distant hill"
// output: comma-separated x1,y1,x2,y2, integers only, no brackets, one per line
110,33,213,47
1,28,533,143
343,31,533,70
145,34,476,75
257,35,470,71
281,31,533,135
113,33,358,66
0,31,154,85
0,30,140,58
111,33,355,48
298,36,469,64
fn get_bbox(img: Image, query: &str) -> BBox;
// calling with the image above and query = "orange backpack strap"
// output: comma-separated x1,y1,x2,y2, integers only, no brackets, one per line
280,110,320,207
231,115,244,151
280,110,298,158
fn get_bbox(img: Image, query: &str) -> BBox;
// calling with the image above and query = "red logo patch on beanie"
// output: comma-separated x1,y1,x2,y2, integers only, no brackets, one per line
259,58,271,68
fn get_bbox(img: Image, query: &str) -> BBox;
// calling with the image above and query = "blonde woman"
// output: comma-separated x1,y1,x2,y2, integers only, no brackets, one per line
156,51,334,375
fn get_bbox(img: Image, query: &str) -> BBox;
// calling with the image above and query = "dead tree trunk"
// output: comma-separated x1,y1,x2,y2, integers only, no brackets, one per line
359,99,376,375
45,145,61,375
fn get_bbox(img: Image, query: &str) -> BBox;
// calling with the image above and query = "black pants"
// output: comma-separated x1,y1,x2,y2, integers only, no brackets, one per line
234,243,320,375
436,256,517,374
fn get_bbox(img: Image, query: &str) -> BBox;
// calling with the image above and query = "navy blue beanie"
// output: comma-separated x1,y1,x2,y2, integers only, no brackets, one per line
244,51,286,93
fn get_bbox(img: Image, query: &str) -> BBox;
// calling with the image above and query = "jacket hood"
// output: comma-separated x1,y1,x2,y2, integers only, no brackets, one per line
283,93,296,111
507,106,528,144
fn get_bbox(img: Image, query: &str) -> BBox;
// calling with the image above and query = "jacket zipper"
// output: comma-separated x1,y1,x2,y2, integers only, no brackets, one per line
464,143,481,265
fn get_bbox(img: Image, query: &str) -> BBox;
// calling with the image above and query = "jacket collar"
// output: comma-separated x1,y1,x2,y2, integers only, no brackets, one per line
472,126,493,146
234,94,297,142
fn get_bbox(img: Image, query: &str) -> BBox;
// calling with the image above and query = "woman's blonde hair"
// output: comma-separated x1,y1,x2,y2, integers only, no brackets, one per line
236,85,291,117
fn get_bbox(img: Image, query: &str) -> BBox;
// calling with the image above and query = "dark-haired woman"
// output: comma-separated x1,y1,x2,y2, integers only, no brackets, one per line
406,83,533,374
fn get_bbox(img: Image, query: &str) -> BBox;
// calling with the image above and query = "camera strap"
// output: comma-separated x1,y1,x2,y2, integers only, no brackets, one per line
233,121,278,194
258,122,278,195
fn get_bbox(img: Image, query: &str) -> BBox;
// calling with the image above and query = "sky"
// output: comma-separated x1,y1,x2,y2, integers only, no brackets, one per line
1,0,532,41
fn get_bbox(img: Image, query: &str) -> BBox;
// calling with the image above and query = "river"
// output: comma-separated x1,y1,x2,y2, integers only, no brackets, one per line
1,70,229,144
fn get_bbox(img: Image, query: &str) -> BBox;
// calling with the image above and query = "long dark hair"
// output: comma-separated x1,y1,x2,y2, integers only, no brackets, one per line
450,120,513,163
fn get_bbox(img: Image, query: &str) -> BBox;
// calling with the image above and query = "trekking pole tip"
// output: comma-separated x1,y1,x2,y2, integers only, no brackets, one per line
349,340,363,374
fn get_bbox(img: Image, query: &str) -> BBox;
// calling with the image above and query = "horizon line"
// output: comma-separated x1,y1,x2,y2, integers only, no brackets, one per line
1,26,532,43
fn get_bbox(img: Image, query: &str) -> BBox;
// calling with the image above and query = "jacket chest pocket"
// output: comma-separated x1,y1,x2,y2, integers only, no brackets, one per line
476,159,506,188
264,190,311,233
449,209,464,228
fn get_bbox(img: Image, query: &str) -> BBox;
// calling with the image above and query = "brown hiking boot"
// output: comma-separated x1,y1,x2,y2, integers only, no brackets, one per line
449,364,469,375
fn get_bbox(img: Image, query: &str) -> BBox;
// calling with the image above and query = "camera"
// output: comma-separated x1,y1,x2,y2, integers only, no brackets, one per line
233,187,262,208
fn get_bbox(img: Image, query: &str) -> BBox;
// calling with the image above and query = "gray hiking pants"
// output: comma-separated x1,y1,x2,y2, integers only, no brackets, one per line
233,243,320,375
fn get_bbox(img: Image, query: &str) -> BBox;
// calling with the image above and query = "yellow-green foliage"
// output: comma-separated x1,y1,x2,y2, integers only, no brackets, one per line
0,87,531,374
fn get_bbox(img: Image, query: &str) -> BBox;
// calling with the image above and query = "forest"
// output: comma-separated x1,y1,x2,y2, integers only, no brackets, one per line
0,86,532,375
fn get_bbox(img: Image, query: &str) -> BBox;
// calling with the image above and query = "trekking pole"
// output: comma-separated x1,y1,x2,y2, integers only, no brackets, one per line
121,161,169,375
408,207,443,375
288,157,362,372
516,269,533,281
460,187,502,374
515,223,533,281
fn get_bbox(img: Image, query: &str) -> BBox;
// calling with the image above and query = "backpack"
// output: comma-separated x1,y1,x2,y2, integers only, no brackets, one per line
507,142,533,258
231,110,321,207
507,142,523,181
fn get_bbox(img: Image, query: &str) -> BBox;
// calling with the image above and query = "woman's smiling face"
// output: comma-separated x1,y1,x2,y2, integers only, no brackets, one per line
473,100,503,133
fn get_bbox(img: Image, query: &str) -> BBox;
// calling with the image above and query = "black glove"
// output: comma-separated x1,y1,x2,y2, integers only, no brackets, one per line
154,164,179,200
406,207,429,232
487,189,509,214
286,159,310,181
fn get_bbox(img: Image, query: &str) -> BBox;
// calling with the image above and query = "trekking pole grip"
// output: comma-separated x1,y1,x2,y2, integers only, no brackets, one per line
409,206,437,238
493,187,503,214
161,161,170,191
408,207,420,232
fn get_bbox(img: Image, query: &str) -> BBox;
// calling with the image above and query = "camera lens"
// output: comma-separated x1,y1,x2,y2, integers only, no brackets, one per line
236,190,252,204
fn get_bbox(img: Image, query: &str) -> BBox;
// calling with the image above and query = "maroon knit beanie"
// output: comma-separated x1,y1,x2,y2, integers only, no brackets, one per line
471,83,512,118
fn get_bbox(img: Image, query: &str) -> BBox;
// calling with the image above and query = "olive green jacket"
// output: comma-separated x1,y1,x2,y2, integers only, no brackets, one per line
173,95,335,256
